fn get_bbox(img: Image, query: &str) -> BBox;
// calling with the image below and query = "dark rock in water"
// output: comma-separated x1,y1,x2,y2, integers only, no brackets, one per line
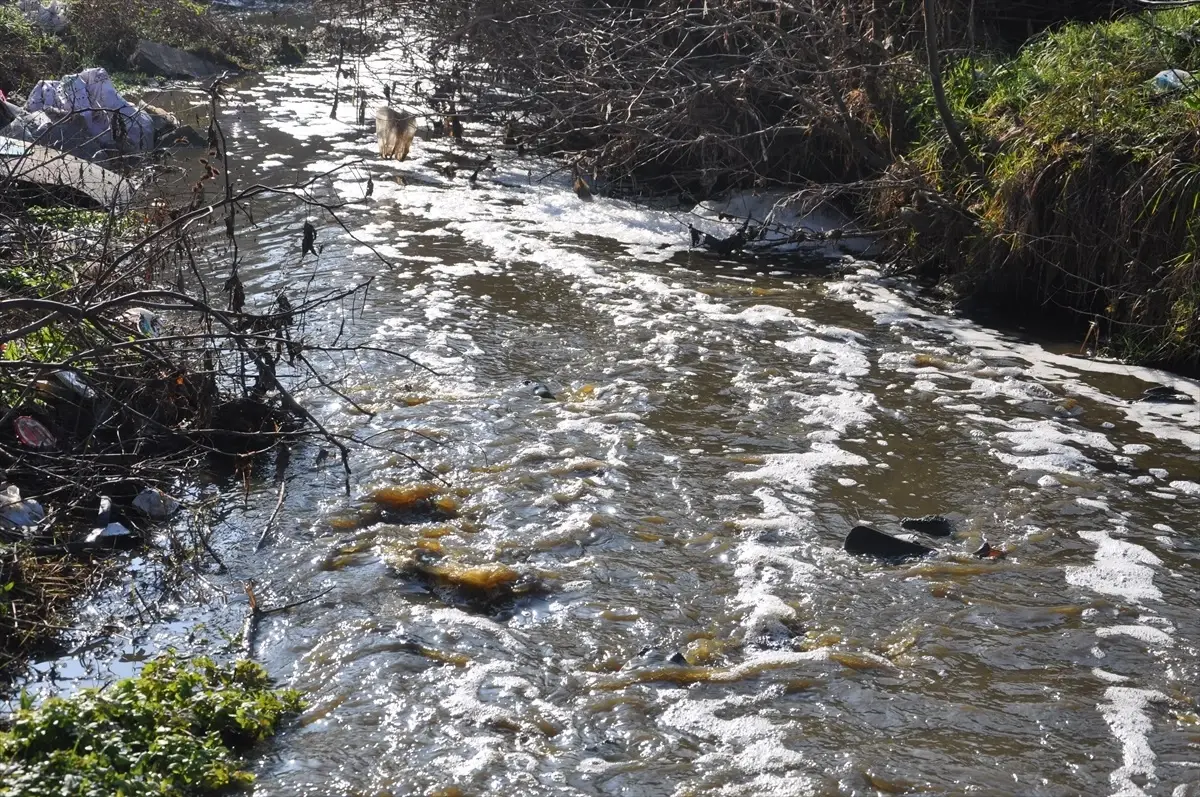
900,514,953,538
162,124,207,149
844,525,934,561
132,40,230,81
523,380,555,400
1138,385,1195,404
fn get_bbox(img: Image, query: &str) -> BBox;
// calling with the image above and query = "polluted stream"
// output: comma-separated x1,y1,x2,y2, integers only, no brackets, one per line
12,54,1200,796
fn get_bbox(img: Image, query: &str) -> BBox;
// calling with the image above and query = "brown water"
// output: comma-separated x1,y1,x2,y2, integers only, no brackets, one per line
14,56,1200,797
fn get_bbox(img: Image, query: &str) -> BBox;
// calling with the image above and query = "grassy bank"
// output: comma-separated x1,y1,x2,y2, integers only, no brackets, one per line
891,7,1200,371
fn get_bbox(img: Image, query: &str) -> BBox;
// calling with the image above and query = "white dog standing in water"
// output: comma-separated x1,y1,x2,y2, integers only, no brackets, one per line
376,107,417,160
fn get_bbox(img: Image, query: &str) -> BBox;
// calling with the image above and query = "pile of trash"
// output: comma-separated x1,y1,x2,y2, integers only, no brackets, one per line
1,476,182,553
0,68,156,158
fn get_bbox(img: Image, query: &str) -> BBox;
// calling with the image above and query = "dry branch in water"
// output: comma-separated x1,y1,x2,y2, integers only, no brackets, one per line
0,76,427,675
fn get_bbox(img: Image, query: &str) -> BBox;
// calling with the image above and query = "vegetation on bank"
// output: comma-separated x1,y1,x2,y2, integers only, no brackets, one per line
0,654,302,796
364,0,1198,371
897,7,1200,369
0,0,270,94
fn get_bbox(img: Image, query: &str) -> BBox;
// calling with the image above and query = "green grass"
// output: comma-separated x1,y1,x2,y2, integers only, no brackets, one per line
894,8,1200,370
0,653,303,796
908,8,1200,167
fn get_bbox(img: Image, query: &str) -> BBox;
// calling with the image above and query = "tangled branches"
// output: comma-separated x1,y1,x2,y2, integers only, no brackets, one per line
0,77,428,676
329,0,1123,198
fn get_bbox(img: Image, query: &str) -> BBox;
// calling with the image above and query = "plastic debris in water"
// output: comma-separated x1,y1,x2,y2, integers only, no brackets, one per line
14,416,55,449
122,307,162,337
133,488,180,520
1152,69,1193,93
1138,385,1194,404
974,541,1007,560
523,380,555,399
0,483,45,528
53,369,96,399
85,522,134,543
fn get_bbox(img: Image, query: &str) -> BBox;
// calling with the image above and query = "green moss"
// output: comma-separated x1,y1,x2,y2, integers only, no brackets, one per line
0,653,303,796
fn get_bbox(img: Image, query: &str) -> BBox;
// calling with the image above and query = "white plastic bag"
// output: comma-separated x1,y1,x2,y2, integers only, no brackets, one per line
0,484,45,529
24,68,154,155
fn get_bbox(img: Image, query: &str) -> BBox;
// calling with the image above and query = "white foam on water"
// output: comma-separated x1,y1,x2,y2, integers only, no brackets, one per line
658,682,823,796
731,445,870,491
1065,531,1163,603
776,335,871,378
1094,668,1131,684
1095,625,1174,647
1099,686,1167,797
830,269,1200,447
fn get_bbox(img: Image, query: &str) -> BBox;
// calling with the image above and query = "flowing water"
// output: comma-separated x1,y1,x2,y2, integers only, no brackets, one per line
14,52,1200,797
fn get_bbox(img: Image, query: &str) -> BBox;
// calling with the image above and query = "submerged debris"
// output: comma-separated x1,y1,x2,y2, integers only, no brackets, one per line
973,541,1007,560
385,545,545,616
371,483,460,523
900,514,954,537
1137,385,1194,404
844,524,934,561
687,218,758,256
0,484,44,536
523,379,556,400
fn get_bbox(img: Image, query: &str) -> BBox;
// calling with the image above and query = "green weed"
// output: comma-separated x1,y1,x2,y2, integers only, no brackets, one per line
0,653,303,797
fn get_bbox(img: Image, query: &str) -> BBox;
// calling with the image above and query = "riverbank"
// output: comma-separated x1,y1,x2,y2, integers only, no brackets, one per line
890,7,1200,375
0,0,271,93
355,0,1200,374
0,2,369,687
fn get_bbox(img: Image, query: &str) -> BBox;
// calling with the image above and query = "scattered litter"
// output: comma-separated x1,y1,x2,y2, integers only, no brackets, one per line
10,68,154,156
86,522,133,542
14,416,56,449
1151,68,1193,93
122,308,163,337
1137,385,1194,404
16,0,67,33
974,541,1007,559
523,379,555,399
133,488,180,520
0,484,45,529
53,370,96,399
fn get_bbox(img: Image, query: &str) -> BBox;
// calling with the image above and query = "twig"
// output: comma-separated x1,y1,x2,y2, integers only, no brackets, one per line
255,480,288,552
